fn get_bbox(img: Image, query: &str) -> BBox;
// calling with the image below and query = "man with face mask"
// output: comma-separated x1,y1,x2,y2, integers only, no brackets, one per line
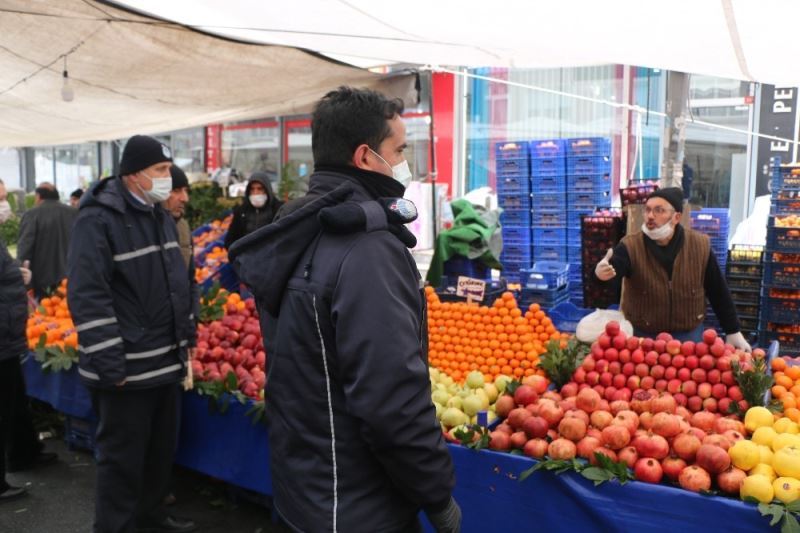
229,87,459,533
223,172,282,249
595,187,750,350
67,135,197,533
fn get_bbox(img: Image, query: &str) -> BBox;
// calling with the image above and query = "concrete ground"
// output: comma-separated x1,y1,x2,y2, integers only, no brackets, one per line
1,437,289,533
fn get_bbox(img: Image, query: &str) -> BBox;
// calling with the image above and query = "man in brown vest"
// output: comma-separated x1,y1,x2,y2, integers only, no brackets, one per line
595,187,751,350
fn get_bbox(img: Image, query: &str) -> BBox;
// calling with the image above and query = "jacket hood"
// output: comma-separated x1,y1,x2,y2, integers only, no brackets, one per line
80,176,154,214
245,172,277,198
229,181,355,316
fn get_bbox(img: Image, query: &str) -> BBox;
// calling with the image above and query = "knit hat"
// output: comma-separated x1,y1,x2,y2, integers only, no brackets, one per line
648,187,684,213
119,135,172,176
170,165,190,191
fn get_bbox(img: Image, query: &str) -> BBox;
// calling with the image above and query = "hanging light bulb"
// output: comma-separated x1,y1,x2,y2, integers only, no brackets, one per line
61,56,74,103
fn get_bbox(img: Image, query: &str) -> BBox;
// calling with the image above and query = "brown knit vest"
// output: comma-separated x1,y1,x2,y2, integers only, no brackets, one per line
621,228,710,334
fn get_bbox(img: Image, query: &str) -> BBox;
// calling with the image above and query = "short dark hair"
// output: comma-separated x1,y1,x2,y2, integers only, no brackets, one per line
70,188,84,199
311,86,404,167
35,185,60,200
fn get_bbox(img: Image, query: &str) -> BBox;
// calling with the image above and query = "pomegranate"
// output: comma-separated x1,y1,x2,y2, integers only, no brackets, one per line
509,431,528,449
523,438,549,459
690,411,716,432
679,465,712,492
542,390,562,402
495,423,513,435
575,388,602,414
559,417,588,442
586,427,603,441
538,402,565,427
525,403,540,416
522,416,549,439
618,446,638,468
714,417,745,435
695,444,731,474
601,425,631,450
548,438,577,460
489,431,511,451
630,390,654,414
612,410,640,435
561,382,579,398
495,395,515,418
717,467,747,495
650,394,677,414
633,433,670,459
514,385,539,407
590,410,614,430
722,429,745,444
576,436,602,459
661,456,687,481
651,413,681,438
609,400,630,415
590,447,618,466
506,408,532,430
564,408,589,425
639,412,654,430
560,398,577,412
672,432,702,462
634,458,664,483
702,434,731,451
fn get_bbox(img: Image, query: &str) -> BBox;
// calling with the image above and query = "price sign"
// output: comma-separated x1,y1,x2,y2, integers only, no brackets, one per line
456,277,486,302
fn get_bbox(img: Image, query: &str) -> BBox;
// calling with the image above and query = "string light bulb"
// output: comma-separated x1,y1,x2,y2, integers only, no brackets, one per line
61,56,74,102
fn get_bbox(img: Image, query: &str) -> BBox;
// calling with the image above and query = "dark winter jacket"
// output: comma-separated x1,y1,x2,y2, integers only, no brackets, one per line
229,169,454,533
17,199,77,297
223,172,282,249
66,176,195,390
0,239,28,361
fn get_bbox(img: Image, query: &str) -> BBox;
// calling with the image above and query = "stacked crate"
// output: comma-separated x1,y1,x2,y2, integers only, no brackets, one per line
759,160,800,357
530,139,567,264
566,138,613,305
689,208,731,331
518,261,570,310
725,246,764,342
581,210,625,308
496,141,533,281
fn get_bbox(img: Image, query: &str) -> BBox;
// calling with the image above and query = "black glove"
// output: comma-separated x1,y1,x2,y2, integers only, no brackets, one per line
426,497,461,533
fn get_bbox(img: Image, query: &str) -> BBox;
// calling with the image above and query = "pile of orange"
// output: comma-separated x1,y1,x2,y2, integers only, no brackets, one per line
425,287,565,385
770,357,800,422
193,215,232,249
26,279,78,350
195,246,229,283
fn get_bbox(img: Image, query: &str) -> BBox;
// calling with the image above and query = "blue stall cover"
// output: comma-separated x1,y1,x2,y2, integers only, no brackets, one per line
175,392,271,496
21,353,94,419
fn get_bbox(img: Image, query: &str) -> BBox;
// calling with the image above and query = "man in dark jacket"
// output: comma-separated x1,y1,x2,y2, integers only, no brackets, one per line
223,172,282,249
230,87,460,533
67,135,196,533
17,183,77,298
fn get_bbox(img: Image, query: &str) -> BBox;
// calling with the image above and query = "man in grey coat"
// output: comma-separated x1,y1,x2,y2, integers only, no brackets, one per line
17,183,77,298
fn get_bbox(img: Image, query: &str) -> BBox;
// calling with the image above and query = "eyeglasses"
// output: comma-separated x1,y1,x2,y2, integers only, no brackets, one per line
644,206,675,216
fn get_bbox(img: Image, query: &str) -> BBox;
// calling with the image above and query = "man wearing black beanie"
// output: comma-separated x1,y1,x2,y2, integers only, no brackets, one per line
67,135,196,532
595,187,751,351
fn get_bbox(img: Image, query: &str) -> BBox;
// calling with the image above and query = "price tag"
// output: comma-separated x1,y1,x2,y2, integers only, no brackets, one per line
456,277,486,302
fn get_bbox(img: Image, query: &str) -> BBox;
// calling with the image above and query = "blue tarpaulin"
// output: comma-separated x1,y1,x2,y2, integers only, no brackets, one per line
21,353,94,420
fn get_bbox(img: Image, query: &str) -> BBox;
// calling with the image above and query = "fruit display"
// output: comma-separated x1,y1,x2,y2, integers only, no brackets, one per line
620,181,659,206
26,279,77,351
774,215,800,228
193,214,232,250
191,292,265,400
195,246,229,283
425,287,564,385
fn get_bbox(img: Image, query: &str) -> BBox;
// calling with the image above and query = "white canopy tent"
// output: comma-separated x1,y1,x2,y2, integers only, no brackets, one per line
0,0,415,146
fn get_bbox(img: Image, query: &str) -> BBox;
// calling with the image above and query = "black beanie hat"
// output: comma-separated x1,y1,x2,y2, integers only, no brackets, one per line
170,165,190,191
119,135,172,176
648,187,684,212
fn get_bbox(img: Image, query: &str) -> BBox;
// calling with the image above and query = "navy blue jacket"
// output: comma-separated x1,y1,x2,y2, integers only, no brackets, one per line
67,176,194,389
230,170,454,533
0,239,28,361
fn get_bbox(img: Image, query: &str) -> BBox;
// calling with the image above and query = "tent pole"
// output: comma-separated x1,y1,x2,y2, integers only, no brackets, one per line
427,72,439,243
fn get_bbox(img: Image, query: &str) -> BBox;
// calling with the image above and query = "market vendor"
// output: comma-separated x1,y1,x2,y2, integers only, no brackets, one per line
223,172,282,249
594,187,751,350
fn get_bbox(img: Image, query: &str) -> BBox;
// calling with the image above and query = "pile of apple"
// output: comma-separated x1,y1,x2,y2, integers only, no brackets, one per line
489,378,755,493
192,297,266,399
574,322,759,414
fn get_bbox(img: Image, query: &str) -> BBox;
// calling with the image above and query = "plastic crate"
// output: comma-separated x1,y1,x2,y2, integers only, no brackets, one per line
498,190,532,210
496,157,529,175
200,263,240,293
566,155,611,175
726,276,762,291
764,261,800,289
567,209,596,229
65,416,97,453
531,192,566,211
531,174,567,193
533,245,566,263
691,209,730,234
730,288,760,306
502,226,532,246
443,256,490,280
767,224,800,252
566,137,612,157
739,316,760,333
532,227,566,246
195,240,226,267
773,161,800,192
520,261,569,290
727,263,763,278
518,284,570,308
771,196,800,217
495,141,529,160
530,139,567,159
568,190,611,210
531,157,566,178
765,250,800,265
500,208,531,226
762,294,800,323
548,302,592,332
191,223,212,238
729,246,764,264
497,173,531,194
501,243,532,263
531,209,566,227
500,260,529,281
567,245,581,263
760,329,800,355
570,172,612,191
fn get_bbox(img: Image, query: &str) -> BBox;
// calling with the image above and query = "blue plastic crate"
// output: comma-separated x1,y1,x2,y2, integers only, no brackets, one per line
496,172,531,194
531,209,567,227
500,261,528,281
566,155,611,175
519,284,570,308
496,157,530,175
568,190,612,210
531,192,566,211
498,190,532,210
533,245,566,262
691,209,730,234
532,227,566,246
520,261,569,290
770,196,800,217
531,174,567,192
195,239,226,268
567,137,612,157
567,208,596,229
772,159,800,191
567,245,581,263
767,224,800,252
529,139,567,159
760,329,800,356
764,261,800,289
501,243,532,263
548,302,592,332
762,294,800,323
200,262,239,293
191,223,212,238
443,256,490,280
495,141,529,160
500,208,531,226
502,226,531,245
531,157,566,178
569,172,612,191
729,288,760,306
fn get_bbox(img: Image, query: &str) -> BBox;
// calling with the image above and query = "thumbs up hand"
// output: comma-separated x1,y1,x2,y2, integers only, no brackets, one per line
594,249,617,281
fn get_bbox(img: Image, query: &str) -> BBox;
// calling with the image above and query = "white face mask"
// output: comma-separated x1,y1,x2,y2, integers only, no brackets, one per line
641,220,674,241
370,149,413,188
137,172,172,203
249,194,267,208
